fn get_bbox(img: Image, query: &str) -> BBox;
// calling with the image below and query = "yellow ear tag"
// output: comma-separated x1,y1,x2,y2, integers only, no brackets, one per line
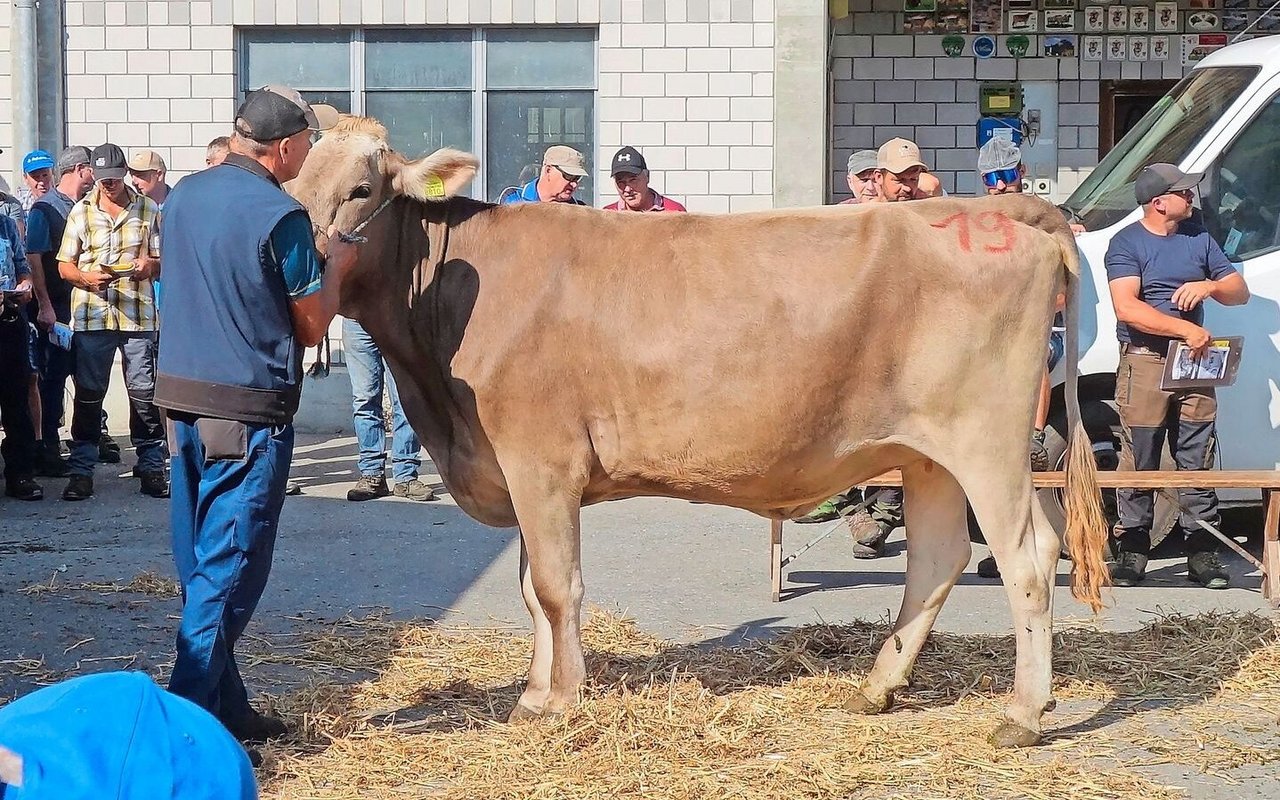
424,174,446,199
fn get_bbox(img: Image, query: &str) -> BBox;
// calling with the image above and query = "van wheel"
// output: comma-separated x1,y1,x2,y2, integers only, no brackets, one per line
1039,400,1178,552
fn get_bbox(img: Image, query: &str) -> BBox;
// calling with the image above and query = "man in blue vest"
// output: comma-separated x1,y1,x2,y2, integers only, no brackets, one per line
155,84,357,744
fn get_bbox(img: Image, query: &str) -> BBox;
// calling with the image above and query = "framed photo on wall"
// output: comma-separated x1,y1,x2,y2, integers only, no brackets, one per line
1108,5,1129,30
1130,6,1150,29
1083,35,1105,59
1154,1,1180,31
1151,34,1171,59
1045,9,1078,29
1085,5,1107,30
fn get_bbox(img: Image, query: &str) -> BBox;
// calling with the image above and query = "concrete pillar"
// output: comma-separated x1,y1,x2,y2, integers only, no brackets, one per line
773,0,829,208
10,0,39,181
36,0,65,150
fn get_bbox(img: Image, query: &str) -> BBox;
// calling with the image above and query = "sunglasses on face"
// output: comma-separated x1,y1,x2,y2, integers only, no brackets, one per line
982,168,1020,188
554,166,582,183
99,178,123,188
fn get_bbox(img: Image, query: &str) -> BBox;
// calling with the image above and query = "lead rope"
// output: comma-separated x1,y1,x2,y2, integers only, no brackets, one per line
337,195,397,243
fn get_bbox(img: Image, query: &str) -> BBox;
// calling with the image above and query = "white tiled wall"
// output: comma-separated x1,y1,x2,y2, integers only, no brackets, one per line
829,1,1192,201
44,0,776,213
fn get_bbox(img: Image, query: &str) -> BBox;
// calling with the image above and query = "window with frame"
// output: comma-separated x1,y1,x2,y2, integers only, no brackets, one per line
239,28,597,202
1201,90,1280,262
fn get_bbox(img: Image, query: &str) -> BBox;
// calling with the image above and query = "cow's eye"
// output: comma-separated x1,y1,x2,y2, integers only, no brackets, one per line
349,185,372,200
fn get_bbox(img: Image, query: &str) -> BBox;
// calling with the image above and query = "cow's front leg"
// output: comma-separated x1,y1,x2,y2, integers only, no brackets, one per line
848,462,970,715
968,475,1058,747
505,471,587,721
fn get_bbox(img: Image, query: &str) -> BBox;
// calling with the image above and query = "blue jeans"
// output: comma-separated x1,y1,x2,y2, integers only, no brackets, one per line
343,318,420,482
68,330,167,475
168,414,292,725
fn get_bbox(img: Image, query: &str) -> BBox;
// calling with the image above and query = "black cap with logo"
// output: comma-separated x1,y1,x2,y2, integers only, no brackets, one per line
1134,163,1204,205
610,146,647,176
234,84,340,143
90,143,128,181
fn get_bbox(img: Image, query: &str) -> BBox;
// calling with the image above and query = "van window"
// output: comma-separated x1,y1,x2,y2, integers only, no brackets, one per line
1062,66,1259,231
1201,91,1280,261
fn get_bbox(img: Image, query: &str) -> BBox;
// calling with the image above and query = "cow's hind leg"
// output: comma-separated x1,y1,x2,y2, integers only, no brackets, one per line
847,461,970,715
505,471,587,721
964,470,1058,747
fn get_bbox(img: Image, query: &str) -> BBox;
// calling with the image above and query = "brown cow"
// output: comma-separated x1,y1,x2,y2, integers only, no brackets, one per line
289,117,1107,748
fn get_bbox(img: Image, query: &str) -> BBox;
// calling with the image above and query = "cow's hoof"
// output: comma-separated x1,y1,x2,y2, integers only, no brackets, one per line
507,701,543,723
844,690,892,716
989,722,1041,748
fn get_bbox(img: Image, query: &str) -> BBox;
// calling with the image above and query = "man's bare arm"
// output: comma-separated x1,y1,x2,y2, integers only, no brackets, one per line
1109,276,1210,353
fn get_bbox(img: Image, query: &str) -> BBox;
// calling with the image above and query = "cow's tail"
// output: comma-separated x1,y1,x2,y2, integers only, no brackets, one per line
1058,234,1109,614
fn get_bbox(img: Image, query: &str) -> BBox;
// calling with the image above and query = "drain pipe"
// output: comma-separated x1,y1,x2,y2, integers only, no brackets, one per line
11,0,39,183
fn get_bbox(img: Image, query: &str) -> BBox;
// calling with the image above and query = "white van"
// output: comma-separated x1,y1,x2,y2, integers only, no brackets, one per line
1047,35,1280,536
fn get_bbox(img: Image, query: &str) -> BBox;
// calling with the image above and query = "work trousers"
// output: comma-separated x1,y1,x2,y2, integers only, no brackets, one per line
68,330,167,475
167,414,293,726
1114,347,1219,555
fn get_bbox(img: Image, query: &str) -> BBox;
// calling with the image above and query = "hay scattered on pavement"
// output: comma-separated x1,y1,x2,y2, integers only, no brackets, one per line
252,610,1280,800
18,569,179,599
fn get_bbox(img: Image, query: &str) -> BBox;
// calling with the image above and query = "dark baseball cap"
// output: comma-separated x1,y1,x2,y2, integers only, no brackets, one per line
234,84,340,143
1134,163,1204,205
610,146,647,176
56,145,92,174
90,143,129,181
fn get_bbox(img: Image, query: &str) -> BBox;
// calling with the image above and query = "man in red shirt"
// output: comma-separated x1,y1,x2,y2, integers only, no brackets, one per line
603,146,687,213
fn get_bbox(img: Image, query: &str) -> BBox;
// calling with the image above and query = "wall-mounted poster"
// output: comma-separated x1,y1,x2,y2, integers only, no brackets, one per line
1151,34,1170,59
904,12,938,32
1044,0,1077,7
1108,5,1129,30
1186,10,1222,29
1182,32,1228,63
970,0,1001,32
1222,9,1250,30
1107,34,1127,58
1045,9,1077,29
1085,6,1106,30
1129,35,1149,59
1083,34,1105,59
1008,8,1040,30
905,0,938,12
1045,34,1079,56
1154,2,1179,31
1258,8,1280,30
1130,6,1150,29
1223,0,1249,8
1188,0,1219,8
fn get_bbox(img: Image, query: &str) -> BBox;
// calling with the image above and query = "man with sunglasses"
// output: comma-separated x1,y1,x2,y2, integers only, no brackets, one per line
1104,163,1250,589
56,143,168,502
978,137,1025,195
499,145,588,205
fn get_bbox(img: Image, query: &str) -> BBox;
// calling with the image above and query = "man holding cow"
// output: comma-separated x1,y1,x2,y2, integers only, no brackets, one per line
155,84,359,748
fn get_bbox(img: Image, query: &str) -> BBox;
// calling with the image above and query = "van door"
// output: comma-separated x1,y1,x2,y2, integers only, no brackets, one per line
1200,84,1280,470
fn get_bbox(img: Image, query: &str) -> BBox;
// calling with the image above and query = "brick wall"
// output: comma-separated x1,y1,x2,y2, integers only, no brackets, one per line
830,0,1190,201
52,0,776,213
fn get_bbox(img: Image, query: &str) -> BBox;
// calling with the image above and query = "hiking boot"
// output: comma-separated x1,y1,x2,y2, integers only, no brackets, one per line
393,479,437,501
976,555,1000,579
224,710,288,744
62,474,94,501
35,441,69,477
5,478,43,501
848,509,891,559
1029,429,1050,472
347,474,390,501
98,436,121,464
1109,550,1148,586
1187,551,1229,589
139,471,170,498
795,496,844,524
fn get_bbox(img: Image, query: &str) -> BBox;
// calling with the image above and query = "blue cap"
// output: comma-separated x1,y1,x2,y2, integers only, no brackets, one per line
0,672,257,800
21,151,55,175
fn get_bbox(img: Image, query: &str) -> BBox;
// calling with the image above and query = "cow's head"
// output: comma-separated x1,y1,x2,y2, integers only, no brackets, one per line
289,115,478,273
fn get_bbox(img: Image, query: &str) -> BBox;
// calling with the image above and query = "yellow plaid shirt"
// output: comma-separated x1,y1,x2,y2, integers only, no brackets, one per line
56,185,161,332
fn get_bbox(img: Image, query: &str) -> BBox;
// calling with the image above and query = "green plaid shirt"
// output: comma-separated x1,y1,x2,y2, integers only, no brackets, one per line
56,185,161,332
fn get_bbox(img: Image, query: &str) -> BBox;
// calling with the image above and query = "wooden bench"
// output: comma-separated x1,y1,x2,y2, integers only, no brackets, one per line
768,469,1280,607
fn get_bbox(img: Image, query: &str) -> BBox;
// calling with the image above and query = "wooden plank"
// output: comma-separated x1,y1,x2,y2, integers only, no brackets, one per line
770,519,784,603
1264,490,1280,608
861,469,1280,490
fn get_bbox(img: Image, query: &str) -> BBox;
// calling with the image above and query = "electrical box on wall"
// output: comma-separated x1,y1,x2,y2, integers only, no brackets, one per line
978,81,1023,115
978,116,1024,148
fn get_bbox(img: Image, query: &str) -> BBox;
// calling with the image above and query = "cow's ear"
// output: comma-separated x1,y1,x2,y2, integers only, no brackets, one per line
392,148,479,202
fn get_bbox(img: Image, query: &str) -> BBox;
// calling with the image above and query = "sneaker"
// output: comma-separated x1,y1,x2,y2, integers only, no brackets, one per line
223,710,288,744
62,474,94,501
976,555,1000,579
1109,550,1148,586
796,496,844,524
346,474,390,502
5,478,43,501
393,479,436,501
1187,551,1229,589
1029,429,1050,472
35,441,69,478
139,471,170,498
848,509,890,559
98,436,121,464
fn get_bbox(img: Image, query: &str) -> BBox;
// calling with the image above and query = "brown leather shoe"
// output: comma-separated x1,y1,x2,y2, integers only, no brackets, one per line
848,509,890,559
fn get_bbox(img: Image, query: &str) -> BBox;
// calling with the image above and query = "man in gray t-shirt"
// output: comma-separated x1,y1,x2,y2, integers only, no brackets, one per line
1104,163,1249,589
